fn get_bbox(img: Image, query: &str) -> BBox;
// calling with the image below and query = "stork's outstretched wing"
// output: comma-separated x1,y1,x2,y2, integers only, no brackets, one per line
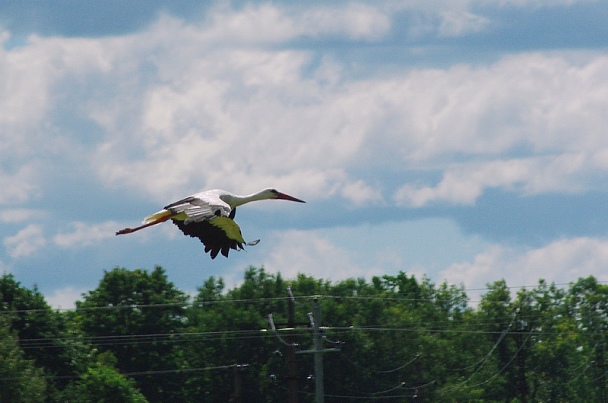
172,216,246,259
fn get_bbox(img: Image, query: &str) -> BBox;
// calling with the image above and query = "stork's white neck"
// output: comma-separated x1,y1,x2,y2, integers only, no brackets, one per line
220,190,273,208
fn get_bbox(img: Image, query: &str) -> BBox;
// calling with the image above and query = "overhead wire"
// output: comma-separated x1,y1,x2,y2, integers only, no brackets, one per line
330,350,417,392
324,371,435,401
0,277,591,315
0,363,248,382
566,343,598,384
2,319,600,352
374,354,420,374
447,313,515,373
441,323,536,394
0,304,588,340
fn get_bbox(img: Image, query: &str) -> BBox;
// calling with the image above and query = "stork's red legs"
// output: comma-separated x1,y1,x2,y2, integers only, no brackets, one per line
115,214,174,235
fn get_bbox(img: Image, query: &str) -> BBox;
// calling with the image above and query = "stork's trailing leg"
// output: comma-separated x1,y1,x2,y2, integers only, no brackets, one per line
116,213,175,235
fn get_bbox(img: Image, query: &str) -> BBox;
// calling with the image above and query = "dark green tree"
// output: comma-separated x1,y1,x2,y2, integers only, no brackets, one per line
59,351,148,403
8,265,608,401
0,273,83,398
0,315,46,402
467,280,516,401
566,276,608,402
522,280,581,401
76,266,189,402
184,267,289,402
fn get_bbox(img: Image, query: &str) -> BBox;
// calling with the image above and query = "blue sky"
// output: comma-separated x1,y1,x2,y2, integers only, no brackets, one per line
1,0,608,308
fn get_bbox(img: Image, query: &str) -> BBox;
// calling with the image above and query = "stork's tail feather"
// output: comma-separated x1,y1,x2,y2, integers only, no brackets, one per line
143,209,173,224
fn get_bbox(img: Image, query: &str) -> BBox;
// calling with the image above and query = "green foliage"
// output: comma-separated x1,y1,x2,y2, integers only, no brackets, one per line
76,266,189,402
0,315,46,402
0,274,65,366
59,352,148,403
6,267,608,401
0,274,90,399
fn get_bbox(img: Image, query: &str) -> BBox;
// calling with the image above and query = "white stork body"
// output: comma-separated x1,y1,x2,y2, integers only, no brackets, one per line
116,188,305,259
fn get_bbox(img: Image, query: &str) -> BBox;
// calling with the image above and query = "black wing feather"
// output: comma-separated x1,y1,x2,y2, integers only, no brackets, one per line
164,196,197,210
171,218,244,259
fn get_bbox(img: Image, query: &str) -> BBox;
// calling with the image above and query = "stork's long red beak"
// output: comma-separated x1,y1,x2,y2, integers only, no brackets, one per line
276,192,306,203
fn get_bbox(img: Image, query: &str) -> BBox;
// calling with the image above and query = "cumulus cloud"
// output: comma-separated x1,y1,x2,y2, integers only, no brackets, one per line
263,229,385,281
0,35,54,134
89,39,383,202
0,165,41,205
201,3,390,44
90,39,606,207
440,237,608,299
438,10,490,37
3,5,607,210
394,153,591,206
4,224,46,258
299,3,391,40
482,0,587,7
340,180,384,206
45,286,84,310
53,221,119,248
0,209,45,223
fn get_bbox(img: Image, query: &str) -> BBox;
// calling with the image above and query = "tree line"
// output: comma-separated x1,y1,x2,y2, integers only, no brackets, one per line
1,265,608,402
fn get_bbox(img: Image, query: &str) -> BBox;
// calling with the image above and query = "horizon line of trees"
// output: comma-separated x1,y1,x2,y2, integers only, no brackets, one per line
2,265,608,402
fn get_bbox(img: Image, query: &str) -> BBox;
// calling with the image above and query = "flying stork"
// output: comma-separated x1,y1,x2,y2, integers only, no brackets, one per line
116,188,305,259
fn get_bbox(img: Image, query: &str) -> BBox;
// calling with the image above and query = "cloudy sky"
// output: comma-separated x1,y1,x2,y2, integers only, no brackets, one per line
1,0,608,309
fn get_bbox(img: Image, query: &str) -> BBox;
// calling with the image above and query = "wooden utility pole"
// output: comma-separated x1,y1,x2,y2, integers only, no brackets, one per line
270,293,340,403
312,299,325,403
231,364,248,403
286,287,298,403
296,297,341,403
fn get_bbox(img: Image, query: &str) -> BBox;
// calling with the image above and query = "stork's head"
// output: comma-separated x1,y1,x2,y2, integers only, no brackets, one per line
266,188,306,203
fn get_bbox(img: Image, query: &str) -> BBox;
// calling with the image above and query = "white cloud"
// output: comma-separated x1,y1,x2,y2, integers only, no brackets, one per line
45,286,84,310
0,165,41,205
340,180,384,206
2,6,607,209
440,237,608,300
90,44,607,206
201,3,390,45
0,36,53,134
299,3,391,41
394,153,591,206
53,221,119,248
387,54,608,161
0,209,45,223
438,10,490,37
0,30,113,158
263,230,385,281
4,224,46,258
480,0,587,7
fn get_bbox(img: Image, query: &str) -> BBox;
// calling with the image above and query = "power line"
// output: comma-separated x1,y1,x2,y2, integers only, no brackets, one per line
374,354,420,374
442,324,536,394
566,343,598,384
0,363,248,382
1,321,599,352
445,315,515,384
2,276,606,315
